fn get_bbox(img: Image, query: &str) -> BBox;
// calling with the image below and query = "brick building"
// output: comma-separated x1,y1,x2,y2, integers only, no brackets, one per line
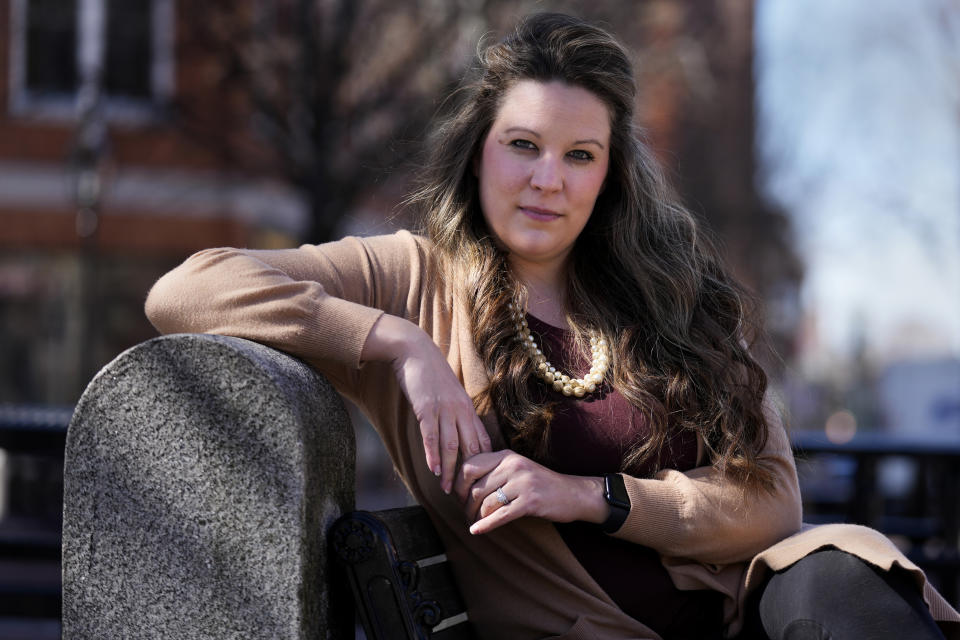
0,0,307,403
1,0,800,396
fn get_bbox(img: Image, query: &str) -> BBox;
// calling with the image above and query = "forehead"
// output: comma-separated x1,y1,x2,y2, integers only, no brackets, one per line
491,80,612,142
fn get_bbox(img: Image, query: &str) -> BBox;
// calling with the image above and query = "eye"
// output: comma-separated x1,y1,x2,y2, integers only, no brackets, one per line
567,149,594,162
509,139,538,151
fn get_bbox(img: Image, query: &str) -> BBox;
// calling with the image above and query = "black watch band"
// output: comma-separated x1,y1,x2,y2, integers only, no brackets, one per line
601,473,630,533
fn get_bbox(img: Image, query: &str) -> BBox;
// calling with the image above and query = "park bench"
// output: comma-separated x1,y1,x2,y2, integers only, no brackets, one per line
39,333,960,637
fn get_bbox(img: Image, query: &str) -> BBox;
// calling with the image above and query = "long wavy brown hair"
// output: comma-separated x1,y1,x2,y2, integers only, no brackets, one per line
408,13,776,489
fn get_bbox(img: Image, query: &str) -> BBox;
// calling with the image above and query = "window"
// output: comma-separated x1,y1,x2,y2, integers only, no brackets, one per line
104,0,154,99
8,0,174,121
24,0,78,95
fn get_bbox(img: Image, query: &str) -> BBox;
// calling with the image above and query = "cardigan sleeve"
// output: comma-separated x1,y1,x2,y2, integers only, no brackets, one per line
144,231,430,385
611,401,803,565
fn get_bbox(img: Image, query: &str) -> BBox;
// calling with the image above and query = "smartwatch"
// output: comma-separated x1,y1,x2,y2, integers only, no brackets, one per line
601,473,630,533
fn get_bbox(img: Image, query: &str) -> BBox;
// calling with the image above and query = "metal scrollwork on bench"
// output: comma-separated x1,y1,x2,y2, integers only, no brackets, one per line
412,599,443,633
332,509,474,639
397,560,444,635
396,560,419,589
331,518,377,564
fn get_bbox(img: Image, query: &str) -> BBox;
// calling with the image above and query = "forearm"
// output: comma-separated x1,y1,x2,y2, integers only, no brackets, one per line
614,463,801,564
604,391,803,563
145,246,383,369
612,428,802,563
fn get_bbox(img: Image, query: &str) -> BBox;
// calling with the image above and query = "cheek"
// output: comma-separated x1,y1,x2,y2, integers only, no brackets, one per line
481,140,528,189
585,161,610,202
571,171,608,207
483,154,523,192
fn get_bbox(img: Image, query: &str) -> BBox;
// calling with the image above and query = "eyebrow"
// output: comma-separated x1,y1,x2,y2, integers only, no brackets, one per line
503,126,607,150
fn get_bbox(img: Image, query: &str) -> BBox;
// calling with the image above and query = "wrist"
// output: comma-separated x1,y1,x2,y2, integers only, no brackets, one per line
577,476,610,524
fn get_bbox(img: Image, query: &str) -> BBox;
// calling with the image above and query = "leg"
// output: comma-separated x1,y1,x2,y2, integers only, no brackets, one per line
755,548,945,640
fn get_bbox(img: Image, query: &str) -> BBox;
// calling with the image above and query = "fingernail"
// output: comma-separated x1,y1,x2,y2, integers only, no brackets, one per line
433,466,441,477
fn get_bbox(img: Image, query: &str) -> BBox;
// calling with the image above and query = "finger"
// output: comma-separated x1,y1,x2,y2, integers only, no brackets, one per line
418,416,441,478
453,451,507,504
456,414,482,458
474,482,514,522
470,495,523,535
474,415,493,453
464,475,499,522
453,464,477,505
438,410,460,494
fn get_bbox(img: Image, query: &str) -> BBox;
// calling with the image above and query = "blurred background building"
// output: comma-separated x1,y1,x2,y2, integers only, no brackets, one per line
757,0,960,443
0,0,957,635
0,0,807,406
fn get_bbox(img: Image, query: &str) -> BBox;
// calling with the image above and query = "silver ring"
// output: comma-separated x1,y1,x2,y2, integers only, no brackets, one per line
495,486,510,506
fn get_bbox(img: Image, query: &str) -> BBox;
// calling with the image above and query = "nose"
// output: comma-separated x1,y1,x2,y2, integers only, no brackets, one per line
529,155,563,192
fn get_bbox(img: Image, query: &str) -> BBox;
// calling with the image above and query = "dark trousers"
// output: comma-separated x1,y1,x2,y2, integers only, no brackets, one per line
732,548,946,640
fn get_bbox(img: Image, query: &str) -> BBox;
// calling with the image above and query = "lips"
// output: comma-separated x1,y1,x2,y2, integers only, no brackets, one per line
520,206,561,221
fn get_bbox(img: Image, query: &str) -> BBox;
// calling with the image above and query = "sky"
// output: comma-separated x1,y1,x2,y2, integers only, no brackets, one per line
755,0,960,367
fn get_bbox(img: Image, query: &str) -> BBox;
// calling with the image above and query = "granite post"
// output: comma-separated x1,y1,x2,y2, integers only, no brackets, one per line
62,334,355,639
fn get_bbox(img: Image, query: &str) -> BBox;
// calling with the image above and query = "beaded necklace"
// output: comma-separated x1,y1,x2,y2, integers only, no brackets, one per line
508,300,610,398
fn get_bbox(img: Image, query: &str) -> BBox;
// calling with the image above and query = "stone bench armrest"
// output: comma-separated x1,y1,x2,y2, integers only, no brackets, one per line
62,333,355,639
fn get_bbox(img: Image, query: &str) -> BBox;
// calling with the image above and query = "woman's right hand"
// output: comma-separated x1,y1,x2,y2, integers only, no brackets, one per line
362,314,492,493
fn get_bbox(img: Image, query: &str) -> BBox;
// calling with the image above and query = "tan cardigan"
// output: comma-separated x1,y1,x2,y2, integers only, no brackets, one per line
145,231,960,639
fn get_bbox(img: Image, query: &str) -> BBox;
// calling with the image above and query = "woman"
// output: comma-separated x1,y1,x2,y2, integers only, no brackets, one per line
146,13,958,640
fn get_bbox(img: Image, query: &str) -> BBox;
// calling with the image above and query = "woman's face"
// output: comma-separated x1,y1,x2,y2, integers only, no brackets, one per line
475,80,611,276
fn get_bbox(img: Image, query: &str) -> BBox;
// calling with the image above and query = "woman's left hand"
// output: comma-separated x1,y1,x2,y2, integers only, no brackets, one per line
454,450,609,535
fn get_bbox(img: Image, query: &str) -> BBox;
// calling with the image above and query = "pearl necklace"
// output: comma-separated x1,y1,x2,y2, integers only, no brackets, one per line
508,300,610,398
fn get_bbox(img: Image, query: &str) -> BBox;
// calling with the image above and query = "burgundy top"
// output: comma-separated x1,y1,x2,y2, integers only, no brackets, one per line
525,314,724,638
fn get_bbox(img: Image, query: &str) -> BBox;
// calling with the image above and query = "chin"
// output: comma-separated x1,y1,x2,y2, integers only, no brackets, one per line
507,244,567,264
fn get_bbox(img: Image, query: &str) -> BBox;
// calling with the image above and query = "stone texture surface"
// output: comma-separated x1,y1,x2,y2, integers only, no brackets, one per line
62,334,355,639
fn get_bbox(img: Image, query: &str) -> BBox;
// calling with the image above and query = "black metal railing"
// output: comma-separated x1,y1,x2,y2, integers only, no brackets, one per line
793,430,960,605
0,404,71,623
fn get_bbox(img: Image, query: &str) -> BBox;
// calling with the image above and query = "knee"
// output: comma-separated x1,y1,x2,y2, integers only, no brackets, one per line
764,548,875,610
782,620,831,640
788,548,877,593
757,548,943,640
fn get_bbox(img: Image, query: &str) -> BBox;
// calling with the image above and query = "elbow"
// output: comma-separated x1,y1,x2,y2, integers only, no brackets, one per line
704,485,803,565
144,247,232,334
144,272,185,335
759,500,803,552
772,457,804,538
740,480,803,561
780,482,804,539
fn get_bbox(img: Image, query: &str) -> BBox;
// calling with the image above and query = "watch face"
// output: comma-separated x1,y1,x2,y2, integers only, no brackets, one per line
605,474,630,510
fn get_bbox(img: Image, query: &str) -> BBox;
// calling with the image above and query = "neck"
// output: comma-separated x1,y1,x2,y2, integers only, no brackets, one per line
509,256,568,327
